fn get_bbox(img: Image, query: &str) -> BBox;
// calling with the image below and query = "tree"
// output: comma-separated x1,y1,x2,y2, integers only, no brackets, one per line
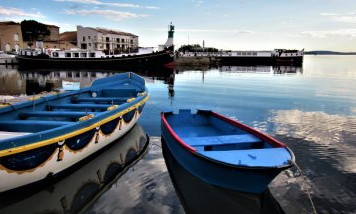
21,20,50,42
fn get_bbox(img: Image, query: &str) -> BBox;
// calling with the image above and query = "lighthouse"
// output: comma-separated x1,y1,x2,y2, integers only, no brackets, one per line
159,22,174,51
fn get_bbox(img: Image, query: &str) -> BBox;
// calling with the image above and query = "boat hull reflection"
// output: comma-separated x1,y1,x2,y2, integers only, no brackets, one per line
0,124,149,214
162,141,285,214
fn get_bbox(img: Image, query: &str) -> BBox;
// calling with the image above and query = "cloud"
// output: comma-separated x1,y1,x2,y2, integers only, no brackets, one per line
64,9,148,21
321,12,356,24
54,0,159,9
0,5,44,18
300,29,356,38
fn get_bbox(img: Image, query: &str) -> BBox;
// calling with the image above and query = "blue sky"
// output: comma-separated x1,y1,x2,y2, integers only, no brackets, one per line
1,0,355,51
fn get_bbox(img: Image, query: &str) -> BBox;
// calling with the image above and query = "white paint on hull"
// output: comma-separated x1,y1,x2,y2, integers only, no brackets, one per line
0,110,142,192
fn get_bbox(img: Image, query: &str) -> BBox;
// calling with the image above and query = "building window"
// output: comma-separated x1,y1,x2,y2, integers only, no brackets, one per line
14,33,19,42
83,36,86,42
65,52,71,57
88,36,91,40
89,43,91,47
53,52,59,57
121,38,124,43
73,53,79,58
89,52,96,58
81,53,87,58
106,37,110,42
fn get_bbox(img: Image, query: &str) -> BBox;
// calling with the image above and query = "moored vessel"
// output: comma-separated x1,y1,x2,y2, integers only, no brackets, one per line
180,49,304,66
16,24,175,69
161,109,295,194
0,72,148,192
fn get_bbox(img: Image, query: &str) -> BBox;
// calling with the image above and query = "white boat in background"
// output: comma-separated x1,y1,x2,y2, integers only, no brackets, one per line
180,49,304,66
62,80,81,91
0,51,17,65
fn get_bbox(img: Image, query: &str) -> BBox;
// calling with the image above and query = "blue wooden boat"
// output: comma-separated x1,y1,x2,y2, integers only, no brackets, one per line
161,109,295,194
0,72,148,193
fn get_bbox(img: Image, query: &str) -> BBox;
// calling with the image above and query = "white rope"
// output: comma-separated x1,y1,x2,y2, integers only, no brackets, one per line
294,162,318,214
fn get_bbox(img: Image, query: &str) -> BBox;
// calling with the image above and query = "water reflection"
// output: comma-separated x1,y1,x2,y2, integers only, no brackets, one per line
0,65,176,96
162,142,284,214
219,65,303,74
268,109,356,213
0,124,149,214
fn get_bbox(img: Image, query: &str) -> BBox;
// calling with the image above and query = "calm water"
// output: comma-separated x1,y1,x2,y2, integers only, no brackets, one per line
0,55,355,213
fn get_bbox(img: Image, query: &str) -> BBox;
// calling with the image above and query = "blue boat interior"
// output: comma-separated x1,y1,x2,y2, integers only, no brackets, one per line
0,73,146,141
165,109,292,167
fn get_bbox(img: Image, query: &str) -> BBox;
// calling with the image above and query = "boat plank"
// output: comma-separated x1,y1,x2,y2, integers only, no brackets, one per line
200,148,291,167
21,111,97,118
49,104,111,110
182,134,262,146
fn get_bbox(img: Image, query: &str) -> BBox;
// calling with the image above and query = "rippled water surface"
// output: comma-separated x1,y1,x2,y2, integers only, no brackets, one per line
0,55,355,213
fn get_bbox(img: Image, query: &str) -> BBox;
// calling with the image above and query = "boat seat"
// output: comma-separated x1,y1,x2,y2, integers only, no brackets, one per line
100,88,138,97
199,148,291,167
0,120,74,133
71,97,130,104
48,104,112,110
0,131,31,140
182,134,262,146
20,111,96,118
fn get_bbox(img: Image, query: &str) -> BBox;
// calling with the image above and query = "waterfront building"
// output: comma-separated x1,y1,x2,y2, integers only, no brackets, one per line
23,24,61,49
59,31,77,50
0,21,23,52
77,25,139,53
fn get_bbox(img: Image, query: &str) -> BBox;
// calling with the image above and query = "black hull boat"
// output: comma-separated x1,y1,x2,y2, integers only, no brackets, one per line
16,23,176,69
16,46,174,69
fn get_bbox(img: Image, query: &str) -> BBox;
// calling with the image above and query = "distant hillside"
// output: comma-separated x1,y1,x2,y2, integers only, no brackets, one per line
305,51,356,55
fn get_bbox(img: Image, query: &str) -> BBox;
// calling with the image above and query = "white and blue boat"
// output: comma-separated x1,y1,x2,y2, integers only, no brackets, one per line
0,72,148,193
161,109,295,194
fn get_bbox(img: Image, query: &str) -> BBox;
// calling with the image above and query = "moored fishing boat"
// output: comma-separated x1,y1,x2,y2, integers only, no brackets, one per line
0,72,148,193
161,109,295,194
16,24,175,69
0,124,149,213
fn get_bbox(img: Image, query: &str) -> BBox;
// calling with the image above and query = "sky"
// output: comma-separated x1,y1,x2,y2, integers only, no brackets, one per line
0,0,355,51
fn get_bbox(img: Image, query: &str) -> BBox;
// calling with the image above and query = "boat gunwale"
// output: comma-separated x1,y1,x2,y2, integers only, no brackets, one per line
161,110,295,171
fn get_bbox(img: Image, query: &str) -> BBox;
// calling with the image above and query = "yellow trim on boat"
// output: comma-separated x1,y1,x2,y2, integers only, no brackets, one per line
127,98,135,103
107,105,119,111
0,103,12,108
79,114,94,121
0,95,149,157
28,96,41,101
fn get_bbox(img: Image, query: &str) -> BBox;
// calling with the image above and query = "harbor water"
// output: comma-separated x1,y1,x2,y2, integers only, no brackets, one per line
0,55,355,213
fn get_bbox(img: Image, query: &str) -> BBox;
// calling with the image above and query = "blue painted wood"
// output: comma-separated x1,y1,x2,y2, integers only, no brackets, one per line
161,109,295,194
182,134,261,146
21,111,97,118
48,104,111,110
0,120,74,132
0,72,148,153
200,148,291,167
71,97,130,103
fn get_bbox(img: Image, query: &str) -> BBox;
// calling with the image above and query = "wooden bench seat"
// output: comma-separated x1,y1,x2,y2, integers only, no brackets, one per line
71,97,130,104
0,120,74,132
182,134,262,146
48,104,111,110
200,148,291,167
21,111,96,118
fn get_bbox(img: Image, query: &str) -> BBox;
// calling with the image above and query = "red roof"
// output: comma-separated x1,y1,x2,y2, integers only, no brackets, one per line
59,31,77,41
88,27,138,37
